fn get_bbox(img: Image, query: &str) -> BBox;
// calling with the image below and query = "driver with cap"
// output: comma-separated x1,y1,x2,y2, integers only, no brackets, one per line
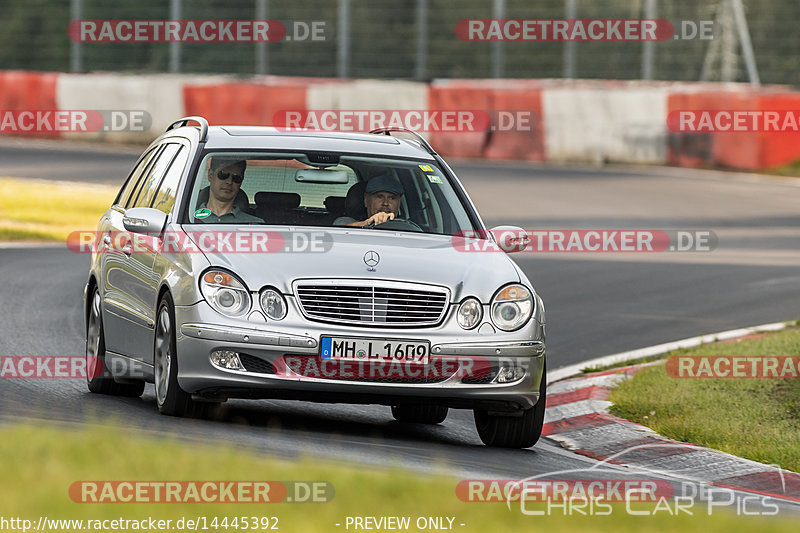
337,174,404,227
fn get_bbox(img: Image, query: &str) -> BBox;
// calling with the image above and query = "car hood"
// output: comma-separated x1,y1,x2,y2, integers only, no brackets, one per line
182,226,522,302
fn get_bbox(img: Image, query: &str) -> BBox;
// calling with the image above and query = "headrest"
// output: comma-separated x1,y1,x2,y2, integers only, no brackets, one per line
344,181,368,220
254,191,301,210
324,196,346,216
195,186,249,212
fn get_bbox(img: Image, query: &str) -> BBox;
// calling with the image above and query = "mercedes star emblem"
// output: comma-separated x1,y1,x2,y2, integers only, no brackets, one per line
363,251,380,268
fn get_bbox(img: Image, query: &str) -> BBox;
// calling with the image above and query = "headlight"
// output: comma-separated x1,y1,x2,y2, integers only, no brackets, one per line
200,270,251,317
457,297,482,329
490,284,534,331
259,288,287,320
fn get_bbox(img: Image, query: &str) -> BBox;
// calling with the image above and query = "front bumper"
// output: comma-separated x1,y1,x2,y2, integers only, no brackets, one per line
174,301,546,413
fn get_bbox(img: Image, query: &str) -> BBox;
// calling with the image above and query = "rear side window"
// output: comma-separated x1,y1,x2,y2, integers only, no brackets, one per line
133,144,182,208
116,147,158,207
152,146,189,214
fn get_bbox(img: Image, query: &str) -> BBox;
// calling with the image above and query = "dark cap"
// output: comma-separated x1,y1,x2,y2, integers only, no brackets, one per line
211,158,247,172
365,174,403,196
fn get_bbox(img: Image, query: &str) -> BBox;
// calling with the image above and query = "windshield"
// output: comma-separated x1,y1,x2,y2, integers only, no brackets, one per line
183,152,476,235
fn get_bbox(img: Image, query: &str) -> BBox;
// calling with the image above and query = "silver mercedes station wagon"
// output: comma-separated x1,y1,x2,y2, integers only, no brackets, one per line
84,116,546,448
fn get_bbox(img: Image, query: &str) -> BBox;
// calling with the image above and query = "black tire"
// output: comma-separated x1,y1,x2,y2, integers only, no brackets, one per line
391,404,449,424
85,288,145,397
153,293,199,417
474,361,547,448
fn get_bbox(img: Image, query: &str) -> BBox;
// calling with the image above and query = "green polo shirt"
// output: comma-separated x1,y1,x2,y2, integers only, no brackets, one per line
195,203,263,224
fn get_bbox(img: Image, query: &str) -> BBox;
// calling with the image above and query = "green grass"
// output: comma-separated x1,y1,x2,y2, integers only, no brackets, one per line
2,422,799,532
0,226,64,241
0,177,116,241
765,159,800,178
609,328,800,473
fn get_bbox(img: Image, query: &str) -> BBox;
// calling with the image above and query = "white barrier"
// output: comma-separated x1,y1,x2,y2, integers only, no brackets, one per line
542,86,670,164
56,73,227,142
308,80,428,111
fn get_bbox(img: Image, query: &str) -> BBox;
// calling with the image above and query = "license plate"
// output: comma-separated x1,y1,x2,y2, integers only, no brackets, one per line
320,336,430,364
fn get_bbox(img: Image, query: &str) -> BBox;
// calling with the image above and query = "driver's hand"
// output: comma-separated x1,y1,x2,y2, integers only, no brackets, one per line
362,212,395,226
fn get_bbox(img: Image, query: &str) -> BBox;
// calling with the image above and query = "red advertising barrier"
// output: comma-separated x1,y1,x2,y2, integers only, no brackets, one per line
428,81,544,162
666,89,800,170
0,70,59,138
666,90,760,170
483,87,544,162
754,93,800,169
183,82,308,127
3,69,799,172
427,85,491,158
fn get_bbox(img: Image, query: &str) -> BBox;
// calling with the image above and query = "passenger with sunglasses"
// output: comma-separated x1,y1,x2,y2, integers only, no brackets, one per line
195,159,262,223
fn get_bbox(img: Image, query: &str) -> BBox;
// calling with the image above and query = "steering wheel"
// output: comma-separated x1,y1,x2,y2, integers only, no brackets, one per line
371,218,424,232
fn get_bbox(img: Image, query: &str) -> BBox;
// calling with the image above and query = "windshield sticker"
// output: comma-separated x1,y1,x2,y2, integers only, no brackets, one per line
427,174,442,184
194,208,211,219
418,164,434,172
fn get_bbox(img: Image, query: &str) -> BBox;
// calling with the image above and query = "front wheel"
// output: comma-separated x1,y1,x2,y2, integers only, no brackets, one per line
474,362,546,448
153,294,197,417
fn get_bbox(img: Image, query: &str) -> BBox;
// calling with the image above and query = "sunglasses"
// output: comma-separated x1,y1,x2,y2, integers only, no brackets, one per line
216,170,244,184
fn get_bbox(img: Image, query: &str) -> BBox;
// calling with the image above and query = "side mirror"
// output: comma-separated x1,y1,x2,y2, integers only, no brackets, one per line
489,226,530,253
123,207,167,234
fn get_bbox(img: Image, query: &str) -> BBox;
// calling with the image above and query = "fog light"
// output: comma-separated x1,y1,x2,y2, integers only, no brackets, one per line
210,350,244,371
496,364,526,383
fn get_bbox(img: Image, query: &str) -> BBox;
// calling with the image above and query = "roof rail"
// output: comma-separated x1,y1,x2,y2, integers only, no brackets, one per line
165,116,209,142
369,127,436,155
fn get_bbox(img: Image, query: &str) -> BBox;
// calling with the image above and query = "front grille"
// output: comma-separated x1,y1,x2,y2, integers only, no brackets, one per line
239,353,275,374
294,280,449,327
461,366,499,384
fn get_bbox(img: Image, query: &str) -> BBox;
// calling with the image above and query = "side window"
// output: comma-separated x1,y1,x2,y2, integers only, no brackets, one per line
116,147,158,207
152,146,189,214
124,146,164,208
133,144,181,208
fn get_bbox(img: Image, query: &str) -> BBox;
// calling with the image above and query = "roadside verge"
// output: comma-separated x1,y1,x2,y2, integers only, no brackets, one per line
544,323,800,503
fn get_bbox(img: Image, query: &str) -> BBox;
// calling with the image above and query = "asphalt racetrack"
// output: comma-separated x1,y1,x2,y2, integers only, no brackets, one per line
1,138,799,487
